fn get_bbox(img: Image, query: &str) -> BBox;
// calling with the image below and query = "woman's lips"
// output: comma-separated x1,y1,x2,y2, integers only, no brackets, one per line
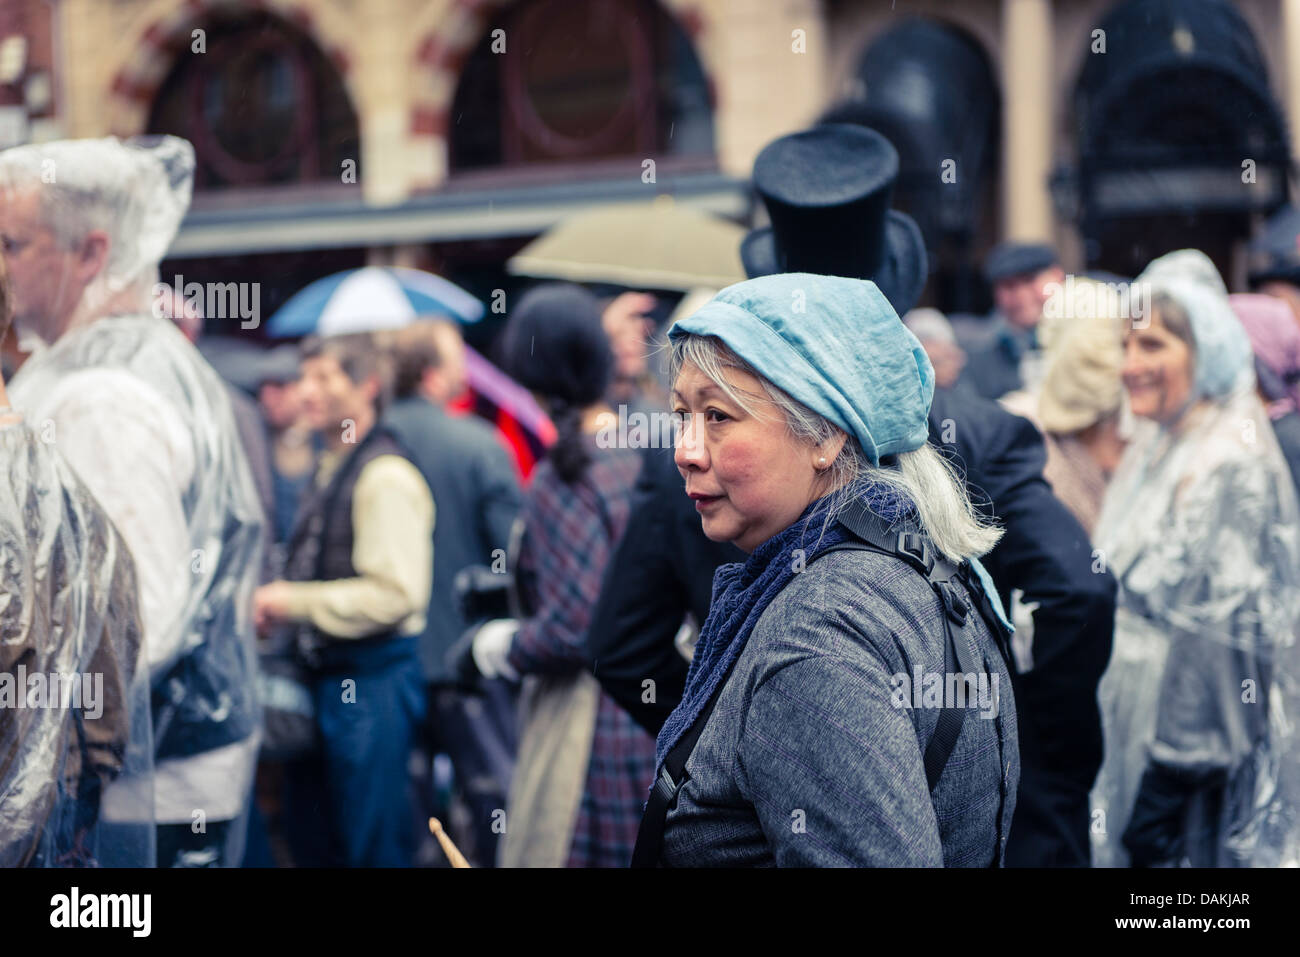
688,491,723,511
1125,375,1162,392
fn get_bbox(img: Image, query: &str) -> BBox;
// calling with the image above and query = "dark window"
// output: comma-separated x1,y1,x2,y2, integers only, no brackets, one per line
147,11,360,190
449,0,714,172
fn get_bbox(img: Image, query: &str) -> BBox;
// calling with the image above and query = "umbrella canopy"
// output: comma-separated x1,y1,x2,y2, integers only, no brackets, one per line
507,196,746,292
456,344,556,479
265,266,485,338
262,266,552,479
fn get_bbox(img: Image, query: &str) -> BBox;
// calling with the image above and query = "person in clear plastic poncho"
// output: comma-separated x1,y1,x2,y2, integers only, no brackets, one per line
1091,249,1300,867
1,250,154,867
0,136,264,866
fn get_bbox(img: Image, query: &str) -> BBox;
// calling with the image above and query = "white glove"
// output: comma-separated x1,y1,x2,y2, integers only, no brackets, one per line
471,618,521,681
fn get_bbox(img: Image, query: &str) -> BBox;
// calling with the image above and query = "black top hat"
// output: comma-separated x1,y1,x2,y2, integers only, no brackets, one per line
741,123,928,315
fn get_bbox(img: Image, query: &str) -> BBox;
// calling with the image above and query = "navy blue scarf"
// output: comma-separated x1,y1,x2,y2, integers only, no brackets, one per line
653,485,913,773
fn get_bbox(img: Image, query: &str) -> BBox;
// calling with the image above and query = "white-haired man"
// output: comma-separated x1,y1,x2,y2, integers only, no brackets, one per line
1,248,154,868
0,136,263,867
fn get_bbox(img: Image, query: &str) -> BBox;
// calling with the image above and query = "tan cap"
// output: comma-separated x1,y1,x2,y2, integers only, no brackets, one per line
1037,286,1125,434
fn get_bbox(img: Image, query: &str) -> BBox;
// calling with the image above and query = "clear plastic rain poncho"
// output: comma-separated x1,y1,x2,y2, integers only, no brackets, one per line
1091,250,1300,867
1,413,154,866
1,136,264,865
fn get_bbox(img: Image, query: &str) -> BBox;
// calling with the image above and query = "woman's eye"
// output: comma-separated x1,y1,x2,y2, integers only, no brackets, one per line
705,409,729,423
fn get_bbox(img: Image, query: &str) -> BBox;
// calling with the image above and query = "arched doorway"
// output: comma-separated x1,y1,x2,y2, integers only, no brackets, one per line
1066,0,1290,280
145,8,367,334
822,17,1002,314
146,8,360,190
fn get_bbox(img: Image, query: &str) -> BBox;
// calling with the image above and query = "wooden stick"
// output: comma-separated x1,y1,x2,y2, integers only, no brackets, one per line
428,817,471,868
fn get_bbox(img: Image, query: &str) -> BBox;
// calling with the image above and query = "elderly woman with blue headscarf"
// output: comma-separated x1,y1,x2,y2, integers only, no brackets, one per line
1091,250,1300,868
633,273,1020,867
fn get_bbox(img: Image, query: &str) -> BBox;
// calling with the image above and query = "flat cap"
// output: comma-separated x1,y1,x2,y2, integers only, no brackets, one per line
984,242,1058,283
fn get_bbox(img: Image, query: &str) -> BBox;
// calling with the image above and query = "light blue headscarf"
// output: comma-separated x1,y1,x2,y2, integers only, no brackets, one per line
1137,250,1253,399
667,273,935,465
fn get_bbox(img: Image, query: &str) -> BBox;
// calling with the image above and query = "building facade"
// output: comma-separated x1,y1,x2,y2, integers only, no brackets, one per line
4,0,1298,320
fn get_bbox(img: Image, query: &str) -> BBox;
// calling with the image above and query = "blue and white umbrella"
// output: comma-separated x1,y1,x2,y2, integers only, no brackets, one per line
266,266,485,338
263,265,553,477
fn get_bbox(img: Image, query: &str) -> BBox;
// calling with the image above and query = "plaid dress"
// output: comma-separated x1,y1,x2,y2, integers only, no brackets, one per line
506,441,658,867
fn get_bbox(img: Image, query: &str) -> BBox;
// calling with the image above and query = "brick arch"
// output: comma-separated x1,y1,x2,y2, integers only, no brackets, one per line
406,0,717,188
104,0,359,138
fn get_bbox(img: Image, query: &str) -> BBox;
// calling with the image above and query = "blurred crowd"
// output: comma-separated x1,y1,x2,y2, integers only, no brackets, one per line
4,123,1300,869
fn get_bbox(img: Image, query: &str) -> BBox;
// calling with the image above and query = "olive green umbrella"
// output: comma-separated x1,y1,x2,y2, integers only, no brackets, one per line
507,197,746,292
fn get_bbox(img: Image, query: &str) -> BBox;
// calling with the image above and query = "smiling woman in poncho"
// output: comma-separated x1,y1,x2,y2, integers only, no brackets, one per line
1091,249,1300,868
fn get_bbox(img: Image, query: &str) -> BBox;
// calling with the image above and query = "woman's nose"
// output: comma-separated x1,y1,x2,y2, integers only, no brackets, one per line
675,412,708,471
1121,340,1144,378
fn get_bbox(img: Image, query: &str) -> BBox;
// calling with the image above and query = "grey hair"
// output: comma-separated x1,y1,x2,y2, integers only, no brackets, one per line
0,154,127,271
670,333,1003,562
0,137,193,299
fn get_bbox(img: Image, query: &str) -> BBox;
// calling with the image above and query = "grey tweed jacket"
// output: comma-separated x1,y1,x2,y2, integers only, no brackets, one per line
660,547,1020,867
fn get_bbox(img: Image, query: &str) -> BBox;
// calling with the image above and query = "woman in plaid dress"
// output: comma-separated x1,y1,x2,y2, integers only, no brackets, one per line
471,283,658,866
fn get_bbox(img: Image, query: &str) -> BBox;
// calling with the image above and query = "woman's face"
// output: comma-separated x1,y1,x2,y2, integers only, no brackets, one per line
672,360,835,553
1121,309,1195,424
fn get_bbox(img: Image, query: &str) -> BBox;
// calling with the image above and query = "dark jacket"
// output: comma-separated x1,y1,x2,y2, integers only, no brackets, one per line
929,388,1116,866
384,396,522,683
586,444,741,732
587,389,1115,865
929,389,1114,783
960,319,1035,400
225,383,275,582
661,547,1018,867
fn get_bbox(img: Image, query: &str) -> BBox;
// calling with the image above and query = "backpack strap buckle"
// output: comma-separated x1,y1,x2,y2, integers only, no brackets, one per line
896,531,933,575
937,581,970,626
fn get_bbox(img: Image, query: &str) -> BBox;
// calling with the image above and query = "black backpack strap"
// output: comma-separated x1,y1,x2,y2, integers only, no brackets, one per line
923,633,964,789
915,552,988,793
630,681,724,868
836,499,990,790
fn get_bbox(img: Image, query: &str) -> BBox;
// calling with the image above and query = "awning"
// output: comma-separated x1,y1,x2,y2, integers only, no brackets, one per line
168,170,749,259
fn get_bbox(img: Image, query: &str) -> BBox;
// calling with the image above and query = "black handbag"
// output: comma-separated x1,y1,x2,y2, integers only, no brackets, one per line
255,641,318,762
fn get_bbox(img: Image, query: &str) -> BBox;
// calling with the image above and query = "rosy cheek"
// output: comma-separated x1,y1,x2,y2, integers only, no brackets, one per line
713,439,763,493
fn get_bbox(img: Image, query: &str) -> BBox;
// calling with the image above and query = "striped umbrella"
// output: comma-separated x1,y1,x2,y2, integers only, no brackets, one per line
266,267,551,478
265,266,485,337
